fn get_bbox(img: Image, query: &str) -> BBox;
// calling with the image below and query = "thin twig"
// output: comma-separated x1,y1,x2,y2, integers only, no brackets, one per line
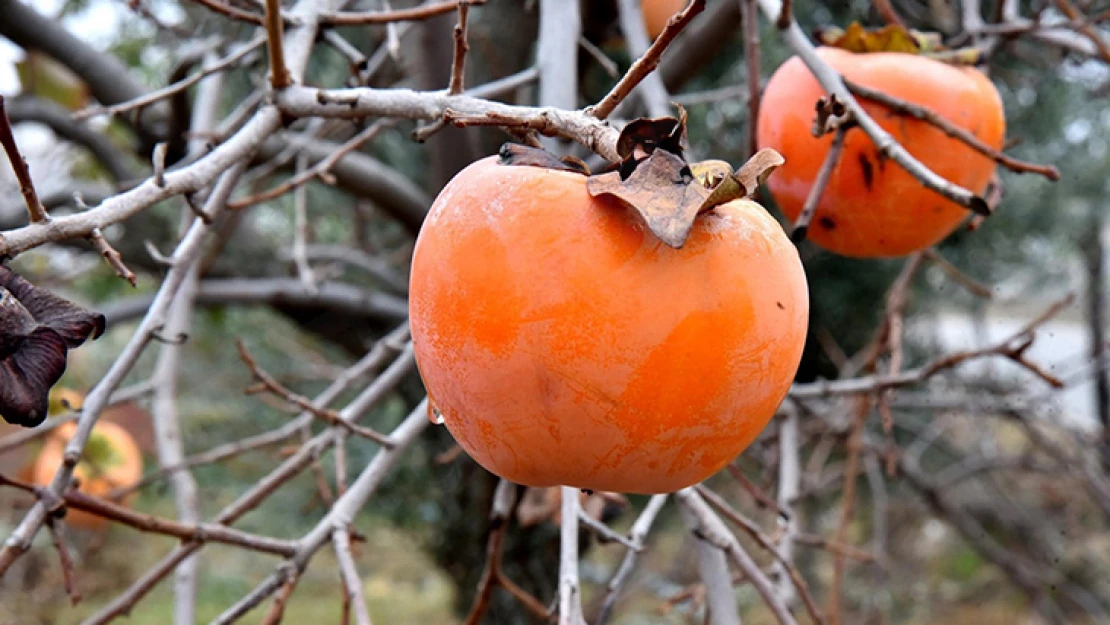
228,119,396,209
790,294,1074,399
320,0,487,27
726,464,789,519
1051,0,1110,63
676,488,799,625
192,0,264,25
741,0,762,157
590,0,706,120
791,124,847,243
696,486,827,625
259,570,300,625
448,2,470,95
75,38,265,121
923,248,994,298
871,0,906,27
0,474,299,556
0,94,48,223
82,341,414,625
87,227,137,286
265,0,292,89
333,528,373,625
462,479,550,625
579,36,619,77
595,495,668,625
46,516,82,606
846,79,1061,180
577,510,640,550
614,0,672,118
237,340,395,447
776,0,793,28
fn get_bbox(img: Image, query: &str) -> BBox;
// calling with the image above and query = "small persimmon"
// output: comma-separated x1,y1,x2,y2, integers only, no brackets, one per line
756,46,1006,258
409,136,809,494
641,0,686,38
30,421,143,531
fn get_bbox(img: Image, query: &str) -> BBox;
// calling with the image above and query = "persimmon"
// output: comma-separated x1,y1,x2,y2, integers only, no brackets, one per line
409,136,809,495
29,420,143,530
641,0,686,38
756,46,1006,258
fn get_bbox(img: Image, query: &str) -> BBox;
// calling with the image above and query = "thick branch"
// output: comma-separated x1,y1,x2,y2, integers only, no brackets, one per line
276,86,621,161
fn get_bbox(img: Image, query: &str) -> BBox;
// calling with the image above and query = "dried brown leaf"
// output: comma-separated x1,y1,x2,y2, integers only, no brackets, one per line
615,106,688,162
0,266,105,427
736,148,786,194
587,149,707,248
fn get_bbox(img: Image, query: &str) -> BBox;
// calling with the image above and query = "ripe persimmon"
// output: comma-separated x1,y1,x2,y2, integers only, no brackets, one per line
30,421,143,531
641,0,686,38
756,46,1006,258
409,143,809,495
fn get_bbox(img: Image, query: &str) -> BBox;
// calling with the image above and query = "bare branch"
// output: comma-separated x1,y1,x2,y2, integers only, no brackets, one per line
677,488,800,625
846,79,1061,180
741,0,762,156
332,529,373,625
264,0,292,89
0,95,48,223
592,0,706,120
614,0,673,118
790,124,847,243
595,494,668,625
209,400,429,625
558,486,586,625
74,37,266,122
320,0,487,27
237,339,396,446
448,2,471,95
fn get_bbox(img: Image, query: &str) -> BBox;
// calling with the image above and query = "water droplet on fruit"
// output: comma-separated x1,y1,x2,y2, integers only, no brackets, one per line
428,404,445,425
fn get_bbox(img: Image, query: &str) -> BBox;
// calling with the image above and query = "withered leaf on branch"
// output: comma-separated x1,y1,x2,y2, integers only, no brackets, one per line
615,107,688,162
814,22,981,64
0,265,105,427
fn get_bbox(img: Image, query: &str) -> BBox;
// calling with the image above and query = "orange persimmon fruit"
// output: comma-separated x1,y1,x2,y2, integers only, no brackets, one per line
641,0,687,38
30,421,143,530
408,147,809,495
756,46,1006,258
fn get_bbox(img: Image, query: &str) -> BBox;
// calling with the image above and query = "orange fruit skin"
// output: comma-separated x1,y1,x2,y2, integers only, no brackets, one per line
756,47,1006,258
30,422,144,531
409,156,809,494
641,0,687,39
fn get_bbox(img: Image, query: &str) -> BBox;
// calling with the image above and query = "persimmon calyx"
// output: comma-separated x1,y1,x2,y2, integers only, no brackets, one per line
492,109,783,249
816,22,982,65
587,105,784,248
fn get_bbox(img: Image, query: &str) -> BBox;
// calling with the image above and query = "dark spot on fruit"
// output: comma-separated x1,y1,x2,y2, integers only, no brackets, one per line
776,301,785,310
875,149,887,171
818,216,836,230
933,205,943,214
858,153,874,190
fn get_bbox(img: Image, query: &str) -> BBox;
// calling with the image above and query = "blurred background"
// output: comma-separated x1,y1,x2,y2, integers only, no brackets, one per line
1,0,1109,624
